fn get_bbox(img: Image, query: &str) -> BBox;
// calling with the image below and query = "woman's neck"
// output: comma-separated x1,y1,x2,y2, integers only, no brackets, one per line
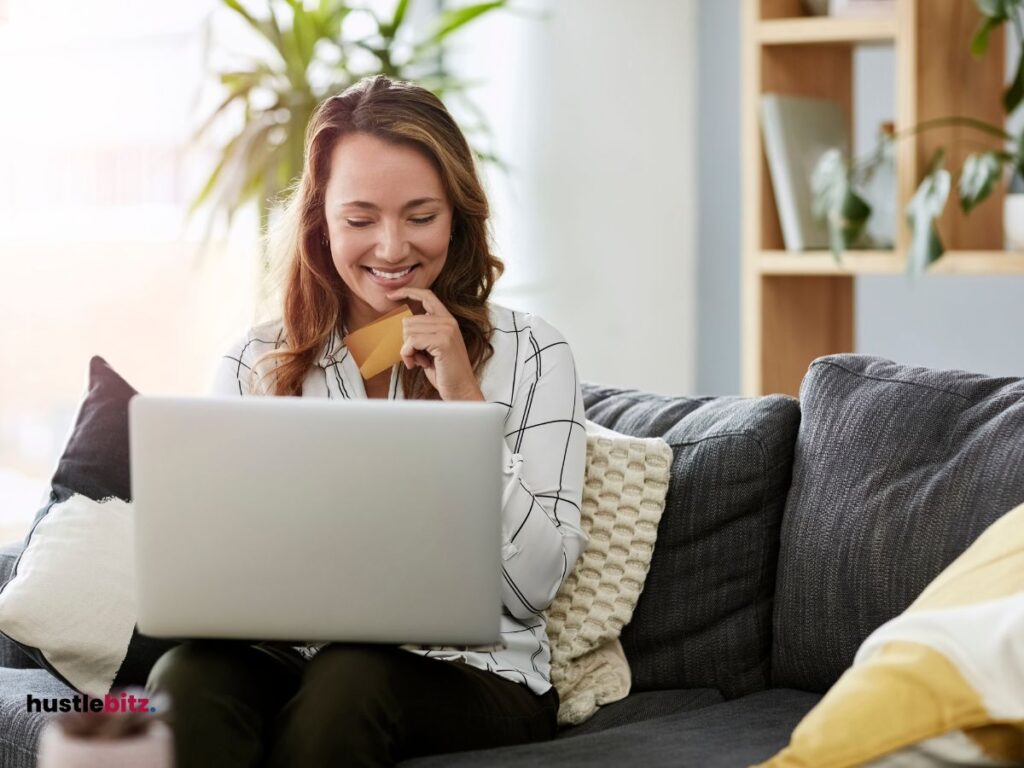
364,370,391,399
341,292,380,334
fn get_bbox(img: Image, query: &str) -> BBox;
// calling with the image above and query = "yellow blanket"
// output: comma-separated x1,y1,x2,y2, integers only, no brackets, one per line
761,501,1024,767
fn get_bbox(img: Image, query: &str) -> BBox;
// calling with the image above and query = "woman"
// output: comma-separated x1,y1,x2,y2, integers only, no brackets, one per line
147,74,588,767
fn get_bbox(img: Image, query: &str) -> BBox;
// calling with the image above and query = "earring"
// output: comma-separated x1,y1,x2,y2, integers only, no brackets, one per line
449,232,454,242
322,232,330,248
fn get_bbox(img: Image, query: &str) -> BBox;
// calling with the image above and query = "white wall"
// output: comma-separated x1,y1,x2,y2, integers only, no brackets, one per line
447,0,699,396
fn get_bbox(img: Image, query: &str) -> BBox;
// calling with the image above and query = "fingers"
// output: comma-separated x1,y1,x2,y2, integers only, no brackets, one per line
384,287,450,317
400,329,445,368
402,316,457,335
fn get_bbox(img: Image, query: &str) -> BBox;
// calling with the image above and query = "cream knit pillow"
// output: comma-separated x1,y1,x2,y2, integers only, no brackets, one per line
544,419,672,725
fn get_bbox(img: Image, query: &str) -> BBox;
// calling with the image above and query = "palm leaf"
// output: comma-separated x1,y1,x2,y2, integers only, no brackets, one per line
412,1,506,57
390,0,411,34
220,0,288,66
194,0,518,245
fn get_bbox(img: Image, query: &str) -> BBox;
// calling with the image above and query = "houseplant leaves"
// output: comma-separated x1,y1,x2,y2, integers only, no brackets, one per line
906,150,951,276
811,148,872,260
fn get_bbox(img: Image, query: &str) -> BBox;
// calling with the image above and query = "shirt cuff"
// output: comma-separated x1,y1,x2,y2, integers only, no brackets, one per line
500,440,525,560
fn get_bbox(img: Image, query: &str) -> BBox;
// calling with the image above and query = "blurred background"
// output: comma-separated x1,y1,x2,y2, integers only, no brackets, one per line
2,0,1023,541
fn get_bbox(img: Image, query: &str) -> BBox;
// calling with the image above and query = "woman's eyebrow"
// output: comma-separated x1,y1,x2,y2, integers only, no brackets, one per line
336,197,442,211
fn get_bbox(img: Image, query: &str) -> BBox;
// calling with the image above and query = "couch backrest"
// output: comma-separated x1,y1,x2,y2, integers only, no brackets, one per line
582,383,800,699
772,355,1024,692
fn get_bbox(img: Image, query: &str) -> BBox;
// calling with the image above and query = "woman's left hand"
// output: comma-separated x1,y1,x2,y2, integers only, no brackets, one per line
384,287,485,402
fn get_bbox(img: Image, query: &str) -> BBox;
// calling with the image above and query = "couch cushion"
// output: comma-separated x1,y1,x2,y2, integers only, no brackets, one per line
402,688,820,767
557,688,723,738
773,355,1024,692
0,668,77,768
581,385,801,698
546,421,672,725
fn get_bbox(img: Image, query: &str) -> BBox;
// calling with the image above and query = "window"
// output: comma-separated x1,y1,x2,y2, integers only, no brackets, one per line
0,0,260,540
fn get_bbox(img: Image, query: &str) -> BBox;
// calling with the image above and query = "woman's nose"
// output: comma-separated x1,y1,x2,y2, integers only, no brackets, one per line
377,222,410,262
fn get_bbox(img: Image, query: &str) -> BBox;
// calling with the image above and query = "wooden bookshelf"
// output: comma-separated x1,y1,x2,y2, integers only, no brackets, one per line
759,250,1024,275
741,0,1009,397
757,16,898,44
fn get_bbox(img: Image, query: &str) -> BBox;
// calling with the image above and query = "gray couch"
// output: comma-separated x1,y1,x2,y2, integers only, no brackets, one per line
2,353,1022,767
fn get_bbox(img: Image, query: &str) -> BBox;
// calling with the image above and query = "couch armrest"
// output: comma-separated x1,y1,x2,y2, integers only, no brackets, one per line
0,541,39,669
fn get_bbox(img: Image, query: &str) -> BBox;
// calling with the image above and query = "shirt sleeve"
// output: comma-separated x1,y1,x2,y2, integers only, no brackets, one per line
208,333,256,397
498,316,588,620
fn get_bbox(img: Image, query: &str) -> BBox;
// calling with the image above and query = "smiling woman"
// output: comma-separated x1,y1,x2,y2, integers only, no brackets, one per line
250,74,506,402
323,133,455,333
148,73,590,767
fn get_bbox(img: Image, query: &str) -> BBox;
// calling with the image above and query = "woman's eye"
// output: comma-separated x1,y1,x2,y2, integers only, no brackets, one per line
345,216,436,227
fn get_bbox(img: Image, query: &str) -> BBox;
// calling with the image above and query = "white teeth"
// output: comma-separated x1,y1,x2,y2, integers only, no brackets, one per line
369,266,414,279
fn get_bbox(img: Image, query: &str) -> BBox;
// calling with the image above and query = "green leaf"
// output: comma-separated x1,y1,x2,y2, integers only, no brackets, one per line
312,0,350,41
189,151,230,216
1006,50,1024,113
831,187,871,257
190,115,276,216
811,148,847,219
971,16,1001,56
905,151,951,275
958,151,1004,212
811,149,870,258
190,90,246,144
221,0,284,54
288,0,319,70
415,1,506,53
387,0,411,39
976,0,1011,19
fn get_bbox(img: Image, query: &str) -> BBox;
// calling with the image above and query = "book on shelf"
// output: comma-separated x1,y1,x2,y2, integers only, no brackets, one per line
759,93,849,252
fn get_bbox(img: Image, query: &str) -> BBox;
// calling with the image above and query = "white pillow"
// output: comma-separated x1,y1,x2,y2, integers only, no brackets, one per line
545,419,673,725
0,494,137,694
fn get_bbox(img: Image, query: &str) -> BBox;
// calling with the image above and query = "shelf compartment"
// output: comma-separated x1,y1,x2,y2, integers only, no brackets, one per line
757,17,898,45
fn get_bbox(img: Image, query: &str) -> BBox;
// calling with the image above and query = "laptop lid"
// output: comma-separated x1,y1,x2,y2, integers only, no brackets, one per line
129,396,503,646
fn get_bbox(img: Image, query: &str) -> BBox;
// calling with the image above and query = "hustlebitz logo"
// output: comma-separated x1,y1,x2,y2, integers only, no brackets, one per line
26,691,158,714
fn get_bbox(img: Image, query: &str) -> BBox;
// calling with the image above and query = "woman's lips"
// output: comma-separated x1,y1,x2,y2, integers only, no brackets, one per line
363,265,419,288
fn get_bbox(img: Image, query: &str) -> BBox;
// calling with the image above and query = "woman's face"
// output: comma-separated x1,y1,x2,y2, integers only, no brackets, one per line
323,131,454,330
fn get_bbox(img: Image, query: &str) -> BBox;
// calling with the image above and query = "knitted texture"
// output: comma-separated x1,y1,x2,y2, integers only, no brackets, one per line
545,420,672,725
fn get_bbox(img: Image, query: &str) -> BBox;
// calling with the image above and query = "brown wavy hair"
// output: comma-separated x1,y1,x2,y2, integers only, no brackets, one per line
249,74,504,399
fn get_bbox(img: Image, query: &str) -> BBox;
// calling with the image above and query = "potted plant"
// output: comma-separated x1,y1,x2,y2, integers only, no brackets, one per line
189,0,511,267
813,0,1024,274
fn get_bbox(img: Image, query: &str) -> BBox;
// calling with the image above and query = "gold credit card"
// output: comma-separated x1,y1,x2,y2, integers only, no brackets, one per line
343,305,414,379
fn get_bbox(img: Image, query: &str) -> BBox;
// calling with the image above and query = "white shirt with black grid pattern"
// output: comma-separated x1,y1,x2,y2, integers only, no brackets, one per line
209,302,588,696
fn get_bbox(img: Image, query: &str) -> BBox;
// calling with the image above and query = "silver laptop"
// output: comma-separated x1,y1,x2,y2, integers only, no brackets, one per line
129,396,503,646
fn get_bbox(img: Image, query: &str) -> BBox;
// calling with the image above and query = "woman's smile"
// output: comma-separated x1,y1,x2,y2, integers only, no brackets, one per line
363,264,420,288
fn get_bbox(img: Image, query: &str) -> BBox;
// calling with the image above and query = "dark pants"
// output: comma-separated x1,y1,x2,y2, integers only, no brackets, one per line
146,641,559,767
